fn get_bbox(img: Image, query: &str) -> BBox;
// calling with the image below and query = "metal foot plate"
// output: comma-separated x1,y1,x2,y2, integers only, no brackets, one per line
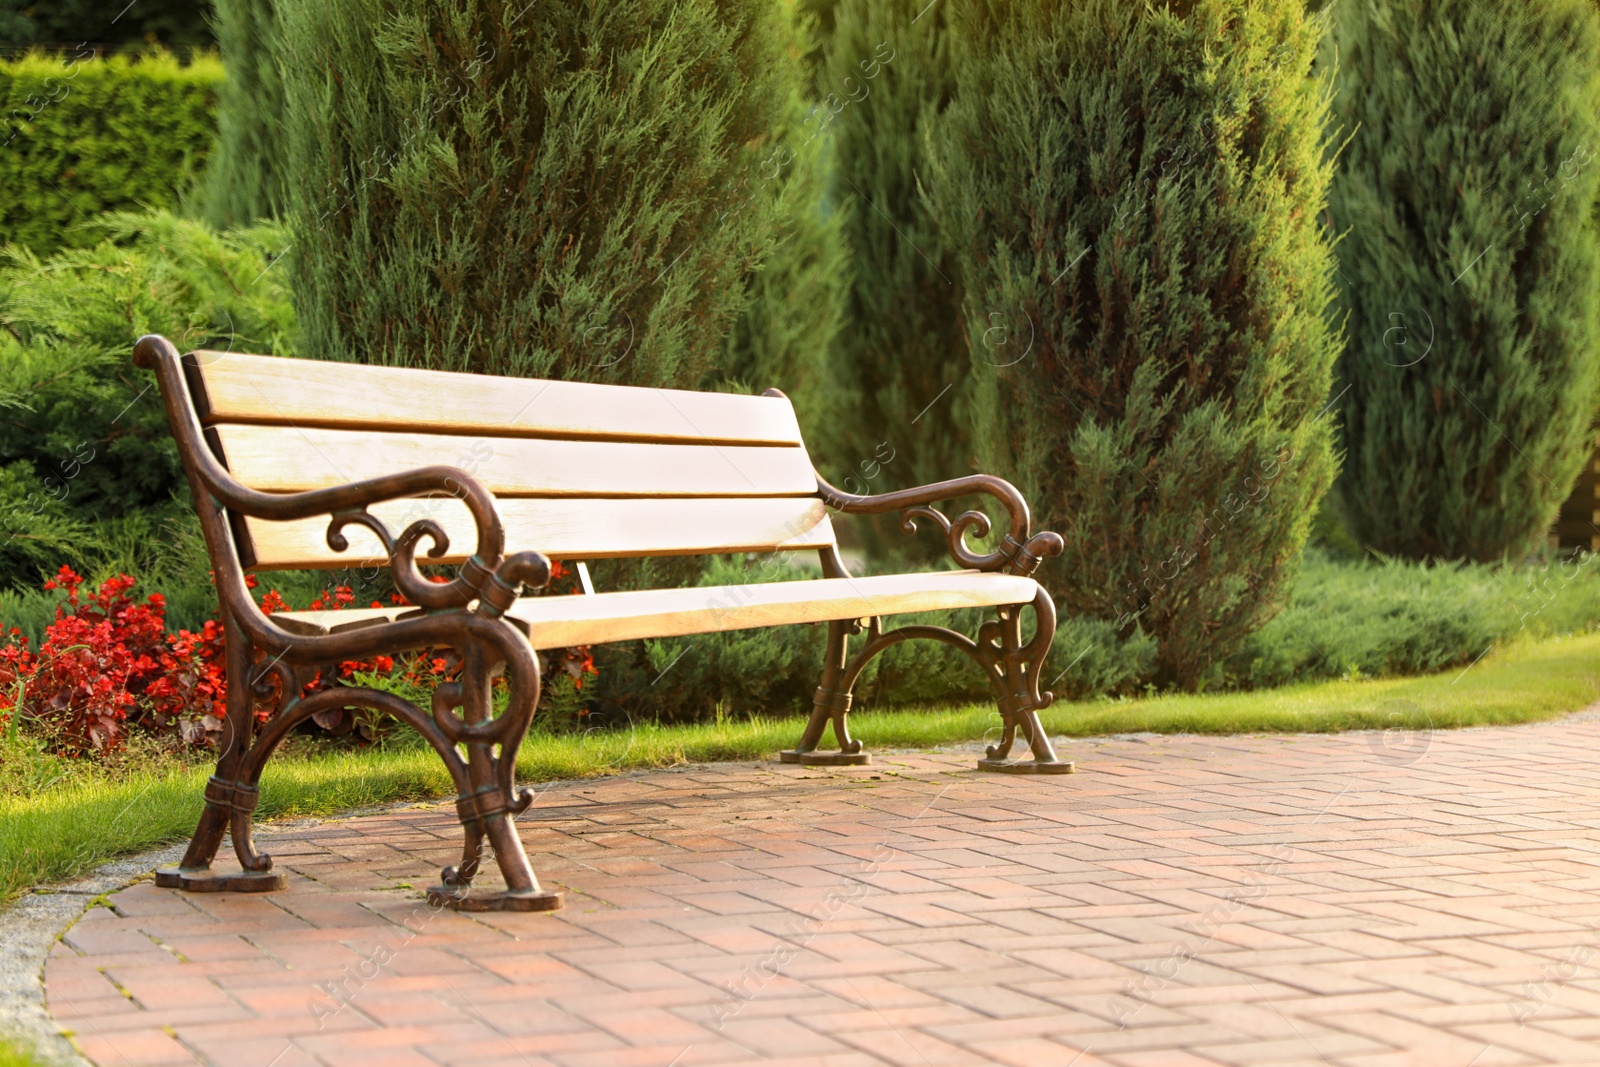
976,759,1077,775
155,867,287,893
779,750,871,766
426,887,564,912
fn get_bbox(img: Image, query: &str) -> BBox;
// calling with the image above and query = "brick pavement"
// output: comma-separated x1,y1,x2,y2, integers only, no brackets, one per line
41,721,1600,1067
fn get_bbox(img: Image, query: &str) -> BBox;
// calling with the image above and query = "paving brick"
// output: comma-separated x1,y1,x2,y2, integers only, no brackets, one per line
961,1035,1118,1067
41,724,1600,1067
832,1026,991,1066
168,1038,319,1067
52,995,142,1022
71,1028,199,1066
62,923,166,958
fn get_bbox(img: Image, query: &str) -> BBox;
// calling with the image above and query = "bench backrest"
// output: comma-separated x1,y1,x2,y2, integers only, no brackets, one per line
180,351,836,570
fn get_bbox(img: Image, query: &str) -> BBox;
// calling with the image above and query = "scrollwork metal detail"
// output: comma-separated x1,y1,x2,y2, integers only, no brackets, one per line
814,468,1062,577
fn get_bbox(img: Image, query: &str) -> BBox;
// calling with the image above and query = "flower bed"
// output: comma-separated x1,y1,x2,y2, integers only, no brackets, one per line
0,564,595,758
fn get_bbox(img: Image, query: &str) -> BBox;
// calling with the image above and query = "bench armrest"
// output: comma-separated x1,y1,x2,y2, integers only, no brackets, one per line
135,336,551,656
814,468,1063,576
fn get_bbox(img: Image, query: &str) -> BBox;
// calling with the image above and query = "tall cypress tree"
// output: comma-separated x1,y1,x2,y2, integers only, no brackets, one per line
928,0,1343,687
203,0,287,228
1330,0,1600,561
276,0,794,387
821,0,971,560
717,3,852,463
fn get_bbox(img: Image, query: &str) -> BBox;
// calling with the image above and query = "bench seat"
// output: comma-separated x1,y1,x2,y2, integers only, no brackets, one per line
274,570,1040,650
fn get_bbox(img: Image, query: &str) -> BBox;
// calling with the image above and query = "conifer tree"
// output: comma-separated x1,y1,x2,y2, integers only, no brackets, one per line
717,6,852,463
204,0,287,227
825,0,969,535
796,0,842,84
927,0,1343,686
1329,0,1600,561
276,0,795,387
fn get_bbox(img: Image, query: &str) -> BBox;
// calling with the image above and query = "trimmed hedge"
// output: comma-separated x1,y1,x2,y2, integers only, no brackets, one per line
0,52,221,253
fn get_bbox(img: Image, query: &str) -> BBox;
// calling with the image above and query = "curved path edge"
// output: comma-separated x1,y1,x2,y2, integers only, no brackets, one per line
1,842,185,1065
0,796,462,1064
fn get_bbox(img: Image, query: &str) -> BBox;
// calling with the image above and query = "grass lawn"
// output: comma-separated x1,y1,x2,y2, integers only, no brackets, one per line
2,630,1597,909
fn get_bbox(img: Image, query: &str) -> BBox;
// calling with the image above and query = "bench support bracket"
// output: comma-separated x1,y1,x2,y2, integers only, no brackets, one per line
973,589,1075,775
155,615,566,912
781,619,870,766
780,588,1074,774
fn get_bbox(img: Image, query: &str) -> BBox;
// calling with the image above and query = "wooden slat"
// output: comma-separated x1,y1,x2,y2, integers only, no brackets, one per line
243,497,837,570
191,351,804,446
212,424,818,498
273,570,1039,650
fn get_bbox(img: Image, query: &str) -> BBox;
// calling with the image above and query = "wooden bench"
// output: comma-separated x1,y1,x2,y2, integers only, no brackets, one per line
134,334,1072,912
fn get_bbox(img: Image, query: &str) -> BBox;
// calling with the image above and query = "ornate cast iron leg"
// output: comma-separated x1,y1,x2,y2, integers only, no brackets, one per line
426,643,561,912
976,589,1074,775
156,610,288,893
781,619,871,767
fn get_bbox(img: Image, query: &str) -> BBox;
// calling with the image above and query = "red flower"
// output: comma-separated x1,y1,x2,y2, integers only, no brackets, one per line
0,565,600,756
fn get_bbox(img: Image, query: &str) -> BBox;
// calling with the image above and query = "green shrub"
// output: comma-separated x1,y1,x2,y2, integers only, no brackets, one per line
1329,0,1600,562
825,0,970,553
1225,546,1600,688
0,211,292,607
927,0,1343,688
203,0,287,227
1049,617,1158,702
278,0,798,387
0,52,221,254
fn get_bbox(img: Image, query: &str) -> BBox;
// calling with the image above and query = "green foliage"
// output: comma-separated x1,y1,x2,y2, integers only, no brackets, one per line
1227,545,1600,689
202,0,286,227
0,1,213,49
278,0,798,387
0,211,293,600
795,0,842,84
1308,496,1364,561
825,0,969,555
1329,0,1600,561
0,52,221,254
927,0,1343,687
1050,616,1158,701
716,5,851,460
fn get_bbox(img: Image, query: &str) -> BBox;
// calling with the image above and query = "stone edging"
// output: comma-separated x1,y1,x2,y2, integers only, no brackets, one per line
0,841,186,1066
